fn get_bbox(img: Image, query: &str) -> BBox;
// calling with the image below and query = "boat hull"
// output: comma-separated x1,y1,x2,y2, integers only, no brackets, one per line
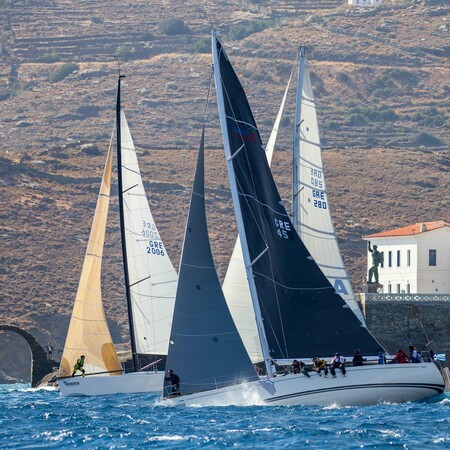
163,363,445,407
59,372,164,397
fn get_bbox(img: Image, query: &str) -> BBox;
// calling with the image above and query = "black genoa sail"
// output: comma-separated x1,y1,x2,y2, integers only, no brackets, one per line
213,35,382,362
163,124,258,397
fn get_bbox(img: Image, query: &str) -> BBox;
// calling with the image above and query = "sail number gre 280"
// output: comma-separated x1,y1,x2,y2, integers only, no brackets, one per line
312,189,327,209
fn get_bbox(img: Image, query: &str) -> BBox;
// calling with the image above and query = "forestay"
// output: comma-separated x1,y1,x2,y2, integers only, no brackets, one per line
164,125,258,397
214,37,382,360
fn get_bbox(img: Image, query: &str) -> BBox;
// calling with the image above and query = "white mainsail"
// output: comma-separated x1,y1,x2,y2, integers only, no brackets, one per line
292,50,365,324
119,110,177,356
223,71,293,363
59,137,123,377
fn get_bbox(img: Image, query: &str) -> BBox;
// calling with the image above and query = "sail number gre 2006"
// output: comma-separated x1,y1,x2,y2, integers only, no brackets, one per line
147,240,165,256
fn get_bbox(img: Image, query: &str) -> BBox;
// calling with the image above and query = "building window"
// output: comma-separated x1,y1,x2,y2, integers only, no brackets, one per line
380,252,384,268
407,250,411,267
397,250,401,267
388,284,392,293
406,283,410,294
429,249,437,266
388,251,392,267
396,284,401,293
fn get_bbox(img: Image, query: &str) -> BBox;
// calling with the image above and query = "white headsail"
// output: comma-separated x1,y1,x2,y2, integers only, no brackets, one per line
292,49,365,324
119,110,177,357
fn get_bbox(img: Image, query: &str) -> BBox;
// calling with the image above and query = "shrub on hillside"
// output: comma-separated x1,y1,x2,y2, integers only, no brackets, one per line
159,18,191,36
225,20,273,41
138,31,154,42
37,52,60,63
114,45,134,61
190,37,210,54
48,63,79,83
335,72,351,84
411,132,443,147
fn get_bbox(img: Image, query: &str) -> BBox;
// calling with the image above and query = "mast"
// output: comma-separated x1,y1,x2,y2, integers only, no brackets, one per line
292,46,306,233
212,32,272,378
116,74,138,372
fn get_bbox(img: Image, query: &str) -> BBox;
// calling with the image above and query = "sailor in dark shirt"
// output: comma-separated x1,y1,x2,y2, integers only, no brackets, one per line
352,349,366,367
165,369,181,396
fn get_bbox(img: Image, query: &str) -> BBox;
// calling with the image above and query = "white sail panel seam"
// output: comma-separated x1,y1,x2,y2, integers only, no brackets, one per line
299,155,324,171
300,223,335,237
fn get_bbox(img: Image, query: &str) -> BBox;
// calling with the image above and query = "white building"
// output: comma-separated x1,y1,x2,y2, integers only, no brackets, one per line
348,0,382,7
363,221,450,294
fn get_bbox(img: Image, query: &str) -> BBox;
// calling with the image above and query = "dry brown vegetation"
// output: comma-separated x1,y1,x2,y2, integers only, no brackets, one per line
0,0,449,382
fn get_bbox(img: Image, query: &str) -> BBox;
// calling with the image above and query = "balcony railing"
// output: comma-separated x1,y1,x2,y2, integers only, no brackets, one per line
359,293,450,302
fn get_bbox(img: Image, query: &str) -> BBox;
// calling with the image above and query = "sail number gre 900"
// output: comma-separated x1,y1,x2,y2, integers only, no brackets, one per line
310,168,323,189
142,220,160,239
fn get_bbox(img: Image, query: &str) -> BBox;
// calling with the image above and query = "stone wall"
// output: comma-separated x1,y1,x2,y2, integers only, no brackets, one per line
360,298,450,360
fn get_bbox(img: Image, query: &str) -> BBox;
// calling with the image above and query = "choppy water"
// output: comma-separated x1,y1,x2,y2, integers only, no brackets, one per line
0,384,449,449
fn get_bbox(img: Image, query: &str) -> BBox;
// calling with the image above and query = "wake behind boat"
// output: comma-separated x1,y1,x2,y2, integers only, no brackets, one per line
163,33,445,407
58,75,177,397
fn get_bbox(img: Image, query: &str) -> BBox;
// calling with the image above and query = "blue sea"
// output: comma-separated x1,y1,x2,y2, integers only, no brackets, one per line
0,384,449,449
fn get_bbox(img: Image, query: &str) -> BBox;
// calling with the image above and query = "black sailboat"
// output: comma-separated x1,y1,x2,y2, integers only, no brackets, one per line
200,33,443,406
213,37,382,366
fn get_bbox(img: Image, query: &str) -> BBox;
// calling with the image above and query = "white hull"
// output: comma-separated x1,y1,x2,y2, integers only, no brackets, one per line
163,363,445,407
59,372,164,397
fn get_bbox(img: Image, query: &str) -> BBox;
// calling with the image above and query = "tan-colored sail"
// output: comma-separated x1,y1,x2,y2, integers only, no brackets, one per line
59,138,122,377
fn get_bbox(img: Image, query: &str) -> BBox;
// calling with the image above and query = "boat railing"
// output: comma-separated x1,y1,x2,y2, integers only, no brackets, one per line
359,293,450,302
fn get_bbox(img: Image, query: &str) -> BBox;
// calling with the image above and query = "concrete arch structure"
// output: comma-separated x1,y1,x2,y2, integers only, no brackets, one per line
0,324,55,387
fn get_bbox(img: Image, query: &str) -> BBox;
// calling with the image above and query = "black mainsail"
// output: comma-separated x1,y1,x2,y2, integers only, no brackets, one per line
213,35,382,363
163,124,258,397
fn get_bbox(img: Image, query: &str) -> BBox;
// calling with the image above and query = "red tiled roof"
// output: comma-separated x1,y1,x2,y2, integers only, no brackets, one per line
363,221,450,238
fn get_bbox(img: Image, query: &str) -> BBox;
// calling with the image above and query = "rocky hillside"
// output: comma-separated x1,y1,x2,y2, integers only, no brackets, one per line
0,0,449,382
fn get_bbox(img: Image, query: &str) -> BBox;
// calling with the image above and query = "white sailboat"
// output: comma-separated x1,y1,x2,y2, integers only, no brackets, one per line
58,75,177,396
163,33,445,407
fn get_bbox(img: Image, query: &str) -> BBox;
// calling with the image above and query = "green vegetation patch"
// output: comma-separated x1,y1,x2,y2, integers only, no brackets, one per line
159,18,191,36
48,63,79,83
224,19,275,41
